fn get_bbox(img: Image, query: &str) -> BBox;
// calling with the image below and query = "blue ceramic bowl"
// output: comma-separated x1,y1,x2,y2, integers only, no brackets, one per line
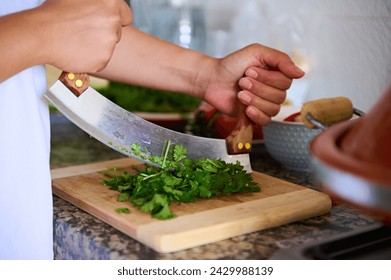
263,120,321,172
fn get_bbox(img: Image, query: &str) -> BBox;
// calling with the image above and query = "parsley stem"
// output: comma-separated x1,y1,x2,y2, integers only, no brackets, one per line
142,171,162,181
161,140,171,169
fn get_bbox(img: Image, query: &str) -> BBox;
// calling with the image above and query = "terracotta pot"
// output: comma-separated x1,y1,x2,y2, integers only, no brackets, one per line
310,85,391,223
340,85,391,168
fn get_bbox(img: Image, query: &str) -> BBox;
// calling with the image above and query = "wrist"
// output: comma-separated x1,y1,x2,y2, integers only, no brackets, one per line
191,55,217,100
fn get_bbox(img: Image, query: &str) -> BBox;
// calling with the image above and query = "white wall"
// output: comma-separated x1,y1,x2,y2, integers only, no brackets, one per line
206,0,391,111
289,0,391,112
132,0,391,111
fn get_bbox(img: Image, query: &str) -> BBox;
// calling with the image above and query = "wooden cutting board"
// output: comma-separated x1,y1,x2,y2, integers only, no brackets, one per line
51,158,331,253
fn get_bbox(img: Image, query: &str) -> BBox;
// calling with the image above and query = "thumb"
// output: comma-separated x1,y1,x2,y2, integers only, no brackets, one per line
119,0,133,26
280,61,305,79
262,48,305,79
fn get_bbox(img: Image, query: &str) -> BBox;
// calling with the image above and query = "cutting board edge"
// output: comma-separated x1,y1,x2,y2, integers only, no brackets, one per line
136,189,332,253
51,157,138,179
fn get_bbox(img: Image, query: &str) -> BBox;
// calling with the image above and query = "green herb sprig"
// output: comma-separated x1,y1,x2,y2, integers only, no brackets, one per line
103,141,259,220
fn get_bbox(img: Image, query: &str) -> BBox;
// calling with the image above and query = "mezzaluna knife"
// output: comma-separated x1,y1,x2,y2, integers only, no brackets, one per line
45,72,253,172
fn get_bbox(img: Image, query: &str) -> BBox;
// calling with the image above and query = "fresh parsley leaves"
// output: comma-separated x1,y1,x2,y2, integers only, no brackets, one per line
115,208,130,214
103,141,259,220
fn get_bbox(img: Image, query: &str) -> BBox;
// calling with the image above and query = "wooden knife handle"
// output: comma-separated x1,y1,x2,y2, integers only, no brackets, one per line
225,104,254,154
59,72,90,97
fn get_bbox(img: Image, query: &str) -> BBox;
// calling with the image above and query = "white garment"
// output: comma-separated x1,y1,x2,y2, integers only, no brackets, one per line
0,0,53,259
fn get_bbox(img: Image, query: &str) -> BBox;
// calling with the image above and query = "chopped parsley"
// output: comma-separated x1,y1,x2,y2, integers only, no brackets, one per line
115,208,130,214
103,141,259,220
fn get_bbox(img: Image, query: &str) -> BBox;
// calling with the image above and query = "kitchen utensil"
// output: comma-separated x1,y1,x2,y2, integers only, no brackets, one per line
301,96,364,130
50,157,332,253
310,86,391,222
272,223,391,260
45,72,253,171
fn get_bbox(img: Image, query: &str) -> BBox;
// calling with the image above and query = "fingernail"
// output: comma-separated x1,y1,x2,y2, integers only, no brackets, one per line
246,69,258,79
239,78,252,90
246,105,256,116
294,65,305,76
238,91,251,104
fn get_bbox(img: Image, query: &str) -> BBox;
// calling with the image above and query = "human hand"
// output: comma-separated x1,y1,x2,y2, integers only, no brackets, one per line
40,0,132,73
202,43,305,126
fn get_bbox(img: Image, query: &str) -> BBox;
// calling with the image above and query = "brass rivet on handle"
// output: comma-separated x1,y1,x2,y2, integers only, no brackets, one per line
75,79,83,88
238,143,244,150
245,143,251,149
67,73,75,80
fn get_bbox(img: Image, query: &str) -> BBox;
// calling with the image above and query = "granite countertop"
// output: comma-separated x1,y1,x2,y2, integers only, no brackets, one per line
50,113,380,260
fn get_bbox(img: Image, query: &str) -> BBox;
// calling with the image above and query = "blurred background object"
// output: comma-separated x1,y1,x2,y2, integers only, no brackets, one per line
129,0,391,112
263,113,321,172
130,0,207,53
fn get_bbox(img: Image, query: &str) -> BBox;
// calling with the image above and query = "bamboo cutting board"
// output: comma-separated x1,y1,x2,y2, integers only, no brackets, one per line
51,158,331,253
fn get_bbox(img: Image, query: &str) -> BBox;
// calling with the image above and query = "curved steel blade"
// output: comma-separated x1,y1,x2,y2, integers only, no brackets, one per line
45,81,251,172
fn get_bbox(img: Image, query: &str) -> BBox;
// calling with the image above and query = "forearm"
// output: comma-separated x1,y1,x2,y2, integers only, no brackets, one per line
95,26,216,99
0,8,48,82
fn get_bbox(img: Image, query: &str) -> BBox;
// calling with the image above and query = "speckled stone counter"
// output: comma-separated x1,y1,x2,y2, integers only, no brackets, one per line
50,113,380,260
